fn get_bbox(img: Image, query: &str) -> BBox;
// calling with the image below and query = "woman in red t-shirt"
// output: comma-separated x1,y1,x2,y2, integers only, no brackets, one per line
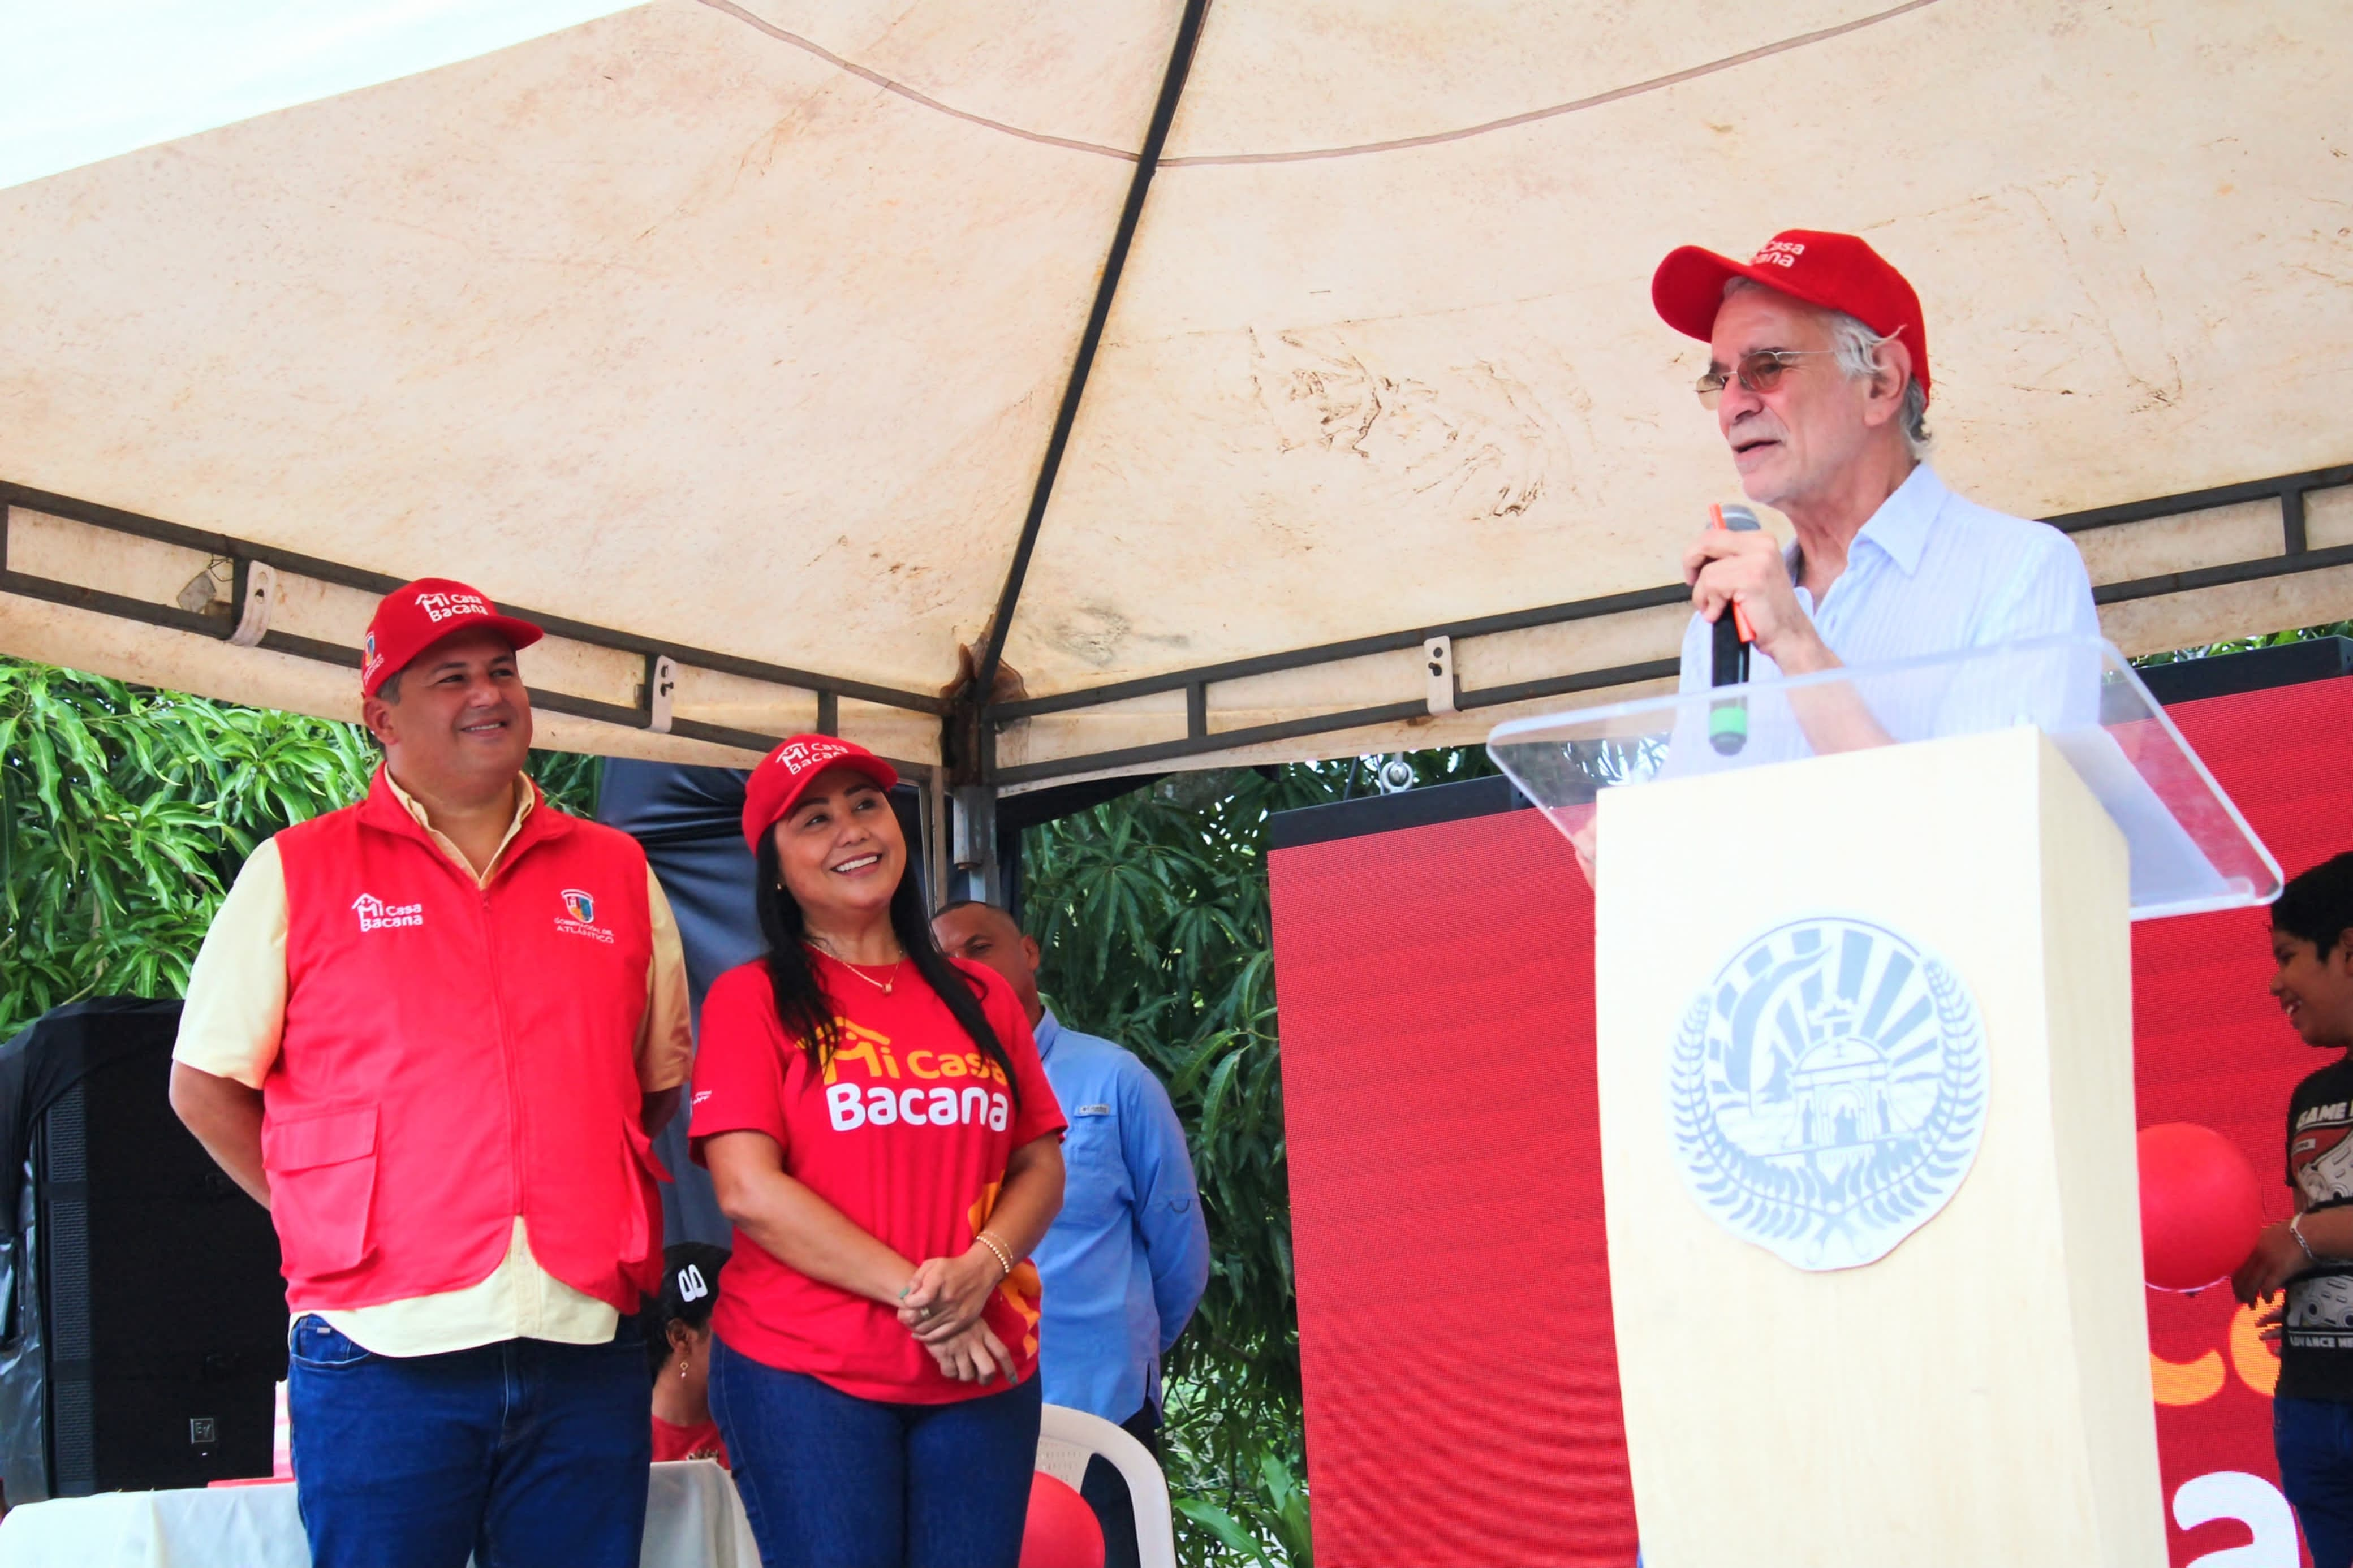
692,736,1066,1568
648,1243,731,1467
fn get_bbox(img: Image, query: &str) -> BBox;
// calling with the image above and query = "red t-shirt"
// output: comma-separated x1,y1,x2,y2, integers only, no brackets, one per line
689,953,1065,1402
652,1415,729,1467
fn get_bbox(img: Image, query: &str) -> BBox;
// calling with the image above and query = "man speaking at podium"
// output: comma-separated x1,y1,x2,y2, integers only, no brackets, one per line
1652,230,2098,717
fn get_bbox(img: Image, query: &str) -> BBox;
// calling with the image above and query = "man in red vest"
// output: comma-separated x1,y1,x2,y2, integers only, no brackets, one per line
169,578,691,1568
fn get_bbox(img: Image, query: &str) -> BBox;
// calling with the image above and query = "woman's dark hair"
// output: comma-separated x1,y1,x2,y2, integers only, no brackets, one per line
644,1242,731,1381
753,820,1017,1102
2276,852,2353,958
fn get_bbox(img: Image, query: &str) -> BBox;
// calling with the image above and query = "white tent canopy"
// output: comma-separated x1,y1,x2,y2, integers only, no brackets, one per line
2,0,2348,793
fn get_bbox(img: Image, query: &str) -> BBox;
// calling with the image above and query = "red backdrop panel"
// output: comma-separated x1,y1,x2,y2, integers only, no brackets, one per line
1271,810,1631,1567
1269,675,2353,1568
2139,675,2353,1568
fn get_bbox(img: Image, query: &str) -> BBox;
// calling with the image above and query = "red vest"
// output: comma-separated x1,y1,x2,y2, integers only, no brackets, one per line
261,768,665,1315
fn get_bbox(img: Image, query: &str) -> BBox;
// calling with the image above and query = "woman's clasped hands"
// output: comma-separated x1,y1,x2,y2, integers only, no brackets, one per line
897,1245,1016,1385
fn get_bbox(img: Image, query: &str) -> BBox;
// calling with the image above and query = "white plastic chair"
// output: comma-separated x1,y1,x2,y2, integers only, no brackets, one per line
1034,1403,1178,1568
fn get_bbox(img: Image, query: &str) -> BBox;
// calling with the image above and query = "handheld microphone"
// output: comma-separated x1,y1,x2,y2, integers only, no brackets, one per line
1708,503,1762,755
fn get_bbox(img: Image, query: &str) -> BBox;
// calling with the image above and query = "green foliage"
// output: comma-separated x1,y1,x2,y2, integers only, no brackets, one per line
0,656,599,1038
1018,749,1496,1565
0,662,374,1035
2133,619,2353,666
531,749,603,818
1173,1448,1312,1568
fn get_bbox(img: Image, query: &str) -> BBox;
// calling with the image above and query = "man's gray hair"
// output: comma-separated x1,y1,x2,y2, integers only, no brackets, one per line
1725,277,1931,457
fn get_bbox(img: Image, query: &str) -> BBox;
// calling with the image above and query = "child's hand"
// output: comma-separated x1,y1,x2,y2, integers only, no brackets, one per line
2256,1298,2286,1357
2233,1223,2308,1306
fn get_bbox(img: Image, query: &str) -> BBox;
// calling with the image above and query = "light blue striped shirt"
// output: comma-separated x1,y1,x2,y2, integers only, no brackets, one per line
1675,464,2098,697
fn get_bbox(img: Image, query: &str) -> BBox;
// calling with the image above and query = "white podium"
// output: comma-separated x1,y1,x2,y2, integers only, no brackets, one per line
1490,637,2279,1568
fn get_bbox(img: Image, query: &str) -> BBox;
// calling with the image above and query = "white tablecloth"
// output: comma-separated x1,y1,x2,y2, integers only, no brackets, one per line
0,1459,760,1568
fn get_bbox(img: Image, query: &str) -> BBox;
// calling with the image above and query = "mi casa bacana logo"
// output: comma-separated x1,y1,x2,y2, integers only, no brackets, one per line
554,887,613,944
775,738,853,776
351,893,424,933
415,591,492,624
821,1024,1012,1133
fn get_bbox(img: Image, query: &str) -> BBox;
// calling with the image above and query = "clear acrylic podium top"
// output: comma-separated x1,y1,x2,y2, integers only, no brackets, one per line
1485,636,2281,920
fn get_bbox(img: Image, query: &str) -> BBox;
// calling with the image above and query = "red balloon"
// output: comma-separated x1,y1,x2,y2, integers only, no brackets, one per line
1020,1472,1105,1568
2139,1122,2265,1292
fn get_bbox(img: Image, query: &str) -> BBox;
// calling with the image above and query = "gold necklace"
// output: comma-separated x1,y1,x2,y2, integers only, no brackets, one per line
807,939,903,996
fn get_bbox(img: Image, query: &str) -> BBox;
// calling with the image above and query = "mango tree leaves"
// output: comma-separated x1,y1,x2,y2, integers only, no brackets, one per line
0,661,363,1033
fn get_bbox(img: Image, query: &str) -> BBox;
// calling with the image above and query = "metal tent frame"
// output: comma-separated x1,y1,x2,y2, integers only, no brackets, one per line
11,452,2348,903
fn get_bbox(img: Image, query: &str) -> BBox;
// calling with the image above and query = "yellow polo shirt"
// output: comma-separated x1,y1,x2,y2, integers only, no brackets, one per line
173,771,693,1357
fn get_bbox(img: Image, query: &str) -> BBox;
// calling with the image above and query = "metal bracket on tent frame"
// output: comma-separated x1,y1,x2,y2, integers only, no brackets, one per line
643,654,679,735
0,481,945,776
227,561,278,648
1423,636,1457,716
981,460,2353,786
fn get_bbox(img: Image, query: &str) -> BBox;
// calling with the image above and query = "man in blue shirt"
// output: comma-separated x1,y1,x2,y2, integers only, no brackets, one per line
932,900,1211,1568
1652,229,2098,721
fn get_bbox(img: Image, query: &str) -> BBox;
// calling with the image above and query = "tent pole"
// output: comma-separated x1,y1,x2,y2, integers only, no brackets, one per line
947,785,999,907
966,0,1211,711
928,764,951,909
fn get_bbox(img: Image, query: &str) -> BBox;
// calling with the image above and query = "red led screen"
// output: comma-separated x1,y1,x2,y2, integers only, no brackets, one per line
1268,673,2353,1567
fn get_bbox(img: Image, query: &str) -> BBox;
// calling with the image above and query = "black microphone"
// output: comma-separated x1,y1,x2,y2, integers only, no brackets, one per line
1709,504,1762,755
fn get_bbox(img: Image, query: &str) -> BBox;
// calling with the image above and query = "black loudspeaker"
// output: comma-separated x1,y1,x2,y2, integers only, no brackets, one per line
5,999,286,1497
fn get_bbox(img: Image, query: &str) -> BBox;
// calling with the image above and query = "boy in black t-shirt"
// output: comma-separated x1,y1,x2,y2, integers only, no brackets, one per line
2236,852,2353,1568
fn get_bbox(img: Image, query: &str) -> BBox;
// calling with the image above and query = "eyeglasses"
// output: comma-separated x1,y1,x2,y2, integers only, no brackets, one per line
1695,349,1837,408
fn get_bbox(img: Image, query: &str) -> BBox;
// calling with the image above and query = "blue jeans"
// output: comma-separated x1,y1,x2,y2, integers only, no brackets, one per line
709,1337,1042,1568
2278,1396,2353,1568
286,1314,652,1568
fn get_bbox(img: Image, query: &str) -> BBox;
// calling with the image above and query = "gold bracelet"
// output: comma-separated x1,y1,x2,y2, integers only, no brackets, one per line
975,1229,1014,1280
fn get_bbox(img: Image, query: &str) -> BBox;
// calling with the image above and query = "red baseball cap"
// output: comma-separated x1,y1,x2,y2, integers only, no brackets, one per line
741,735,899,852
1651,229,1930,401
361,578,544,697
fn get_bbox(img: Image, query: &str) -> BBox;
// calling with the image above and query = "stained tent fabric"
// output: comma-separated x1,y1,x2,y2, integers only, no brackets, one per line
0,0,2347,787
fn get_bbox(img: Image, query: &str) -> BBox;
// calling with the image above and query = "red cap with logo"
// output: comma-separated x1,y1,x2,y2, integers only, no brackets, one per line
741,735,899,853
1651,228,1930,401
361,578,545,697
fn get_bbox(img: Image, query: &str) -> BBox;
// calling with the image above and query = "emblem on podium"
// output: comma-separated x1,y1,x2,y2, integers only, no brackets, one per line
1668,914,1988,1270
